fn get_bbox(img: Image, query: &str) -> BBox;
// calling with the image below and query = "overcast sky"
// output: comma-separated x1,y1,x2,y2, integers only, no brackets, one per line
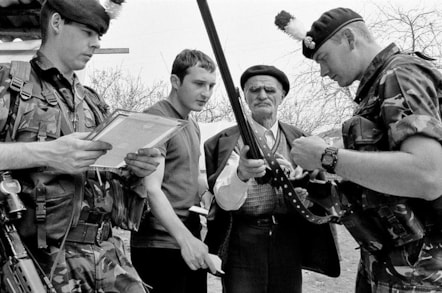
85,0,440,86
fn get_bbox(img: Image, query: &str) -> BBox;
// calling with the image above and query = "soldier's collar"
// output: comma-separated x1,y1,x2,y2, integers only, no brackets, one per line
354,43,400,103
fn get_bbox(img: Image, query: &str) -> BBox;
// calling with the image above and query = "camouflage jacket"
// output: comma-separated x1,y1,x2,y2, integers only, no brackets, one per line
343,43,442,290
0,51,112,246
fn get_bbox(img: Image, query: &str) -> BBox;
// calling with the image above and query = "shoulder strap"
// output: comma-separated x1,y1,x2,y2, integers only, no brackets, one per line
83,85,108,124
0,61,32,141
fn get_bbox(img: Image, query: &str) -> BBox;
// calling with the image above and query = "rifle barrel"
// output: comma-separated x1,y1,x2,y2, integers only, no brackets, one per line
196,0,262,159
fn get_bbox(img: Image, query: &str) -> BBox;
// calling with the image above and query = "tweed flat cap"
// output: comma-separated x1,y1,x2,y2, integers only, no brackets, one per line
240,65,290,96
303,7,364,59
44,0,116,35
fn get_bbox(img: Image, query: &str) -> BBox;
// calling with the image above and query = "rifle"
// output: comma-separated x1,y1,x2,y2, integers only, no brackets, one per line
195,0,271,184
0,172,55,293
196,0,342,224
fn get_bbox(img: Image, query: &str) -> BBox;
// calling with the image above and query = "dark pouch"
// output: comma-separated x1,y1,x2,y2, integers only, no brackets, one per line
108,177,147,231
342,115,387,151
340,209,392,254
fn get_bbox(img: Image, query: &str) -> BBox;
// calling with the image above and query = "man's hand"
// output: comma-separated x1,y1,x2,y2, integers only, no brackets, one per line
237,145,267,181
45,132,112,173
124,147,161,177
180,235,218,275
294,187,313,208
274,153,307,180
291,136,329,171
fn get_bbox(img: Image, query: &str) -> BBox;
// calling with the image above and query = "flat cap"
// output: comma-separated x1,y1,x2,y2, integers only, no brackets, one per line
303,7,364,59
44,0,113,35
240,65,290,96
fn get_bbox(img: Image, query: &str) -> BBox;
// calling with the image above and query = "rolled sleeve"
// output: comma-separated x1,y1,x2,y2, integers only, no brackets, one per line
380,64,442,149
389,115,442,148
213,151,249,211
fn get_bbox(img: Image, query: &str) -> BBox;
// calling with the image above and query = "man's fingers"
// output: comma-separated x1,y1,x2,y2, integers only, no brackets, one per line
86,140,112,151
137,147,161,157
204,255,218,274
239,145,250,159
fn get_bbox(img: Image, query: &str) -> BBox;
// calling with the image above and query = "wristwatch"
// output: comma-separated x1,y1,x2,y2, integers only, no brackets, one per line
321,147,339,174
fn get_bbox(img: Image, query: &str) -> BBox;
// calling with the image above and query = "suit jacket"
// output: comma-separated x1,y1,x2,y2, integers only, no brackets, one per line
204,121,341,277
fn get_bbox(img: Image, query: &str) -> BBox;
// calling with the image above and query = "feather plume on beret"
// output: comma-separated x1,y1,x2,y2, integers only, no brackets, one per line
275,8,364,59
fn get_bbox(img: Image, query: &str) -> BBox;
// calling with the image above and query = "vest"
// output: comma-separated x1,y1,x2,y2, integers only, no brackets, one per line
238,128,292,216
339,49,442,286
0,60,109,249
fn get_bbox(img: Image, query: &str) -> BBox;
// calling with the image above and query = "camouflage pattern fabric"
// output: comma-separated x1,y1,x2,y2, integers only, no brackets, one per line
357,239,442,293
49,236,148,293
0,53,146,293
354,43,442,150
348,43,442,292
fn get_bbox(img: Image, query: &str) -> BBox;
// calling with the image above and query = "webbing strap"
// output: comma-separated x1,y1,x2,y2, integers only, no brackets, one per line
10,61,32,100
34,183,47,249
10,61,31,81
51,90,75,135
248,119,342,224
4,61,32,140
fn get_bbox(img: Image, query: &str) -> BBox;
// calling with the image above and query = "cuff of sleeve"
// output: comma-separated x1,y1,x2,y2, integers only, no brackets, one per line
233,168,250,186
389,114,442,149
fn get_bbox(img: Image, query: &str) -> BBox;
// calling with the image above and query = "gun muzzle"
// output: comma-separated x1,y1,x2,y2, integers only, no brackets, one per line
0,172,25,220
6,193,26,219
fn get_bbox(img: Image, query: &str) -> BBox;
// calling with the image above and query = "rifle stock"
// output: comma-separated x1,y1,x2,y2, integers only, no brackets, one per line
1,223,48,293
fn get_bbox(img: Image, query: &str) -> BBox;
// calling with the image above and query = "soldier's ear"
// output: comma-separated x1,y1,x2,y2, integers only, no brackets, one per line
50,12,63,34
342,28,356,50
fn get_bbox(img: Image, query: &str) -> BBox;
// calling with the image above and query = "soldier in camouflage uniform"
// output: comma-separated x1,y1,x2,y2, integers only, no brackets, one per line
0,0,160,292
280,7,442,293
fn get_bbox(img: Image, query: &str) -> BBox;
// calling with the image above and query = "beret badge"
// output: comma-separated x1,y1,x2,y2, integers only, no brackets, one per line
304,36,315,50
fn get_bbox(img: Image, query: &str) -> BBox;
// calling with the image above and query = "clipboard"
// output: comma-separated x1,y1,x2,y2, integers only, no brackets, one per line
86,109,187,169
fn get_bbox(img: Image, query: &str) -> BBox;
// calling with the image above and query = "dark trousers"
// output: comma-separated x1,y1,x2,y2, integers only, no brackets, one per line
223,215,303,293
131,247,207,293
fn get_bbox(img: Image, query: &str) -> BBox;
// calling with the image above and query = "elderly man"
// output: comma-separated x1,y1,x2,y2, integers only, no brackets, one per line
279,7,442,293
0,0,160,292
204,65,340,293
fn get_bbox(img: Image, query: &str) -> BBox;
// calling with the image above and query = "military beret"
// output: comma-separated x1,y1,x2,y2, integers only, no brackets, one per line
44,0,123,35
240,65,290,96
303,7,364,59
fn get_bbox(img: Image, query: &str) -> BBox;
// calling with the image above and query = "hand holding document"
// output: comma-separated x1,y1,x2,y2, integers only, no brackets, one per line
87,109,187,169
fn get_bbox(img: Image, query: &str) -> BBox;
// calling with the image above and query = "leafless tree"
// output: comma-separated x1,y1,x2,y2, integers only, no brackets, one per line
86,4,442,135
369,3,442,67
88,67,168,112
281,4,442,135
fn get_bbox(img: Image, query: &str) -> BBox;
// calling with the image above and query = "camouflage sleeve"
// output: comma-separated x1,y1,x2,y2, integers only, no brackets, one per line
379,63,442,149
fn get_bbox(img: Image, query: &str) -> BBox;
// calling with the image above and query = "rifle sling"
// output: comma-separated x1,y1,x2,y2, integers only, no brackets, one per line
248,120,341,224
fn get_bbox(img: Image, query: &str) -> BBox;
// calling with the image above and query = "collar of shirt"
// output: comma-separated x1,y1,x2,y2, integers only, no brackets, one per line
31,50,85,110
355,43,400,103
32,50,82,90
252,118,279,138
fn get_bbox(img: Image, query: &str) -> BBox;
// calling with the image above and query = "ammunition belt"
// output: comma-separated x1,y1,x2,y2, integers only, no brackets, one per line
66,219,112,245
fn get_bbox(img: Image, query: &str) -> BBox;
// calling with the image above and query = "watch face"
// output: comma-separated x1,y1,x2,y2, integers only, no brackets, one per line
321,147,338,172
322,154,334,166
